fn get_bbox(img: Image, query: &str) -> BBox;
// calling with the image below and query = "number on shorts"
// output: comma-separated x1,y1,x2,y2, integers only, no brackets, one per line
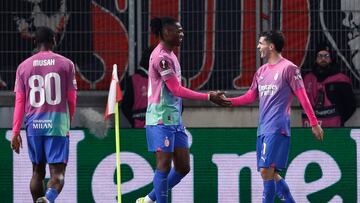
29,73,61,107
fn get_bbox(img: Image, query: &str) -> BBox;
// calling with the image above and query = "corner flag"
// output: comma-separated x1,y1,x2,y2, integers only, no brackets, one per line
104,64,123,119
104,64,123,203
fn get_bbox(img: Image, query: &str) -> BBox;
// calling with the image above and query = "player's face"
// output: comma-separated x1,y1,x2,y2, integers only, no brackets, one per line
257,36,271,58
164,22,184,47
316,50,331,68
341,0,360,74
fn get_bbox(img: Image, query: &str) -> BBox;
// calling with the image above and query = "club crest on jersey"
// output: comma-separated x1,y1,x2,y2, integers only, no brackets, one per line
160,60,169,70
164,136,170,147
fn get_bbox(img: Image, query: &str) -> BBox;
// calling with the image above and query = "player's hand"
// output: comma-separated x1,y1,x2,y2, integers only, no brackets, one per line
11,133,22,154
311,124,323,141
209,91,232,107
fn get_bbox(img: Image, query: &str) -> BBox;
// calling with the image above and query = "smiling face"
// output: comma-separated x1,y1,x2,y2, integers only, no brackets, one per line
257,36,271,59
163,22,184,47
341,0,360,74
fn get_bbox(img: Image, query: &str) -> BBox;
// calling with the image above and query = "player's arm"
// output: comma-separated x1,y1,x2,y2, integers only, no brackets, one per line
157,57,230,106
164,76,230,106
12,91,25,136
295,88,318,126
67,61,77,124
228,90,257,106
11,68,25,153
165,75,207,100
288,65,323,141
11,91,25,154
295,88,323,141
227,73,258,106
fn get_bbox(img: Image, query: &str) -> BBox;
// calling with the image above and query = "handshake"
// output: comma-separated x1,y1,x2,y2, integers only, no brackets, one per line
208,91,232,107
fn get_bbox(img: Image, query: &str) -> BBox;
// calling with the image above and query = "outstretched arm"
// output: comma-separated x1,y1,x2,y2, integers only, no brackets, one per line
165,75,208,100
228,90,257,106
165,75,231,106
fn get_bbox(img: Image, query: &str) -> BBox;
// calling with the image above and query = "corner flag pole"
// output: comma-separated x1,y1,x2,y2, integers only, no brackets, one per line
115,101,122,203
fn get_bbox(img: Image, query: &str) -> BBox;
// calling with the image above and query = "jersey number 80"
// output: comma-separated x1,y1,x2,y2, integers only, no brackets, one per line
28,72,61,107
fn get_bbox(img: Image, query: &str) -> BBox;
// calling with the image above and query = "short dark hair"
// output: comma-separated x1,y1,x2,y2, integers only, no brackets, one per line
150,17,178,39
260,30,285,53
34,26,54,46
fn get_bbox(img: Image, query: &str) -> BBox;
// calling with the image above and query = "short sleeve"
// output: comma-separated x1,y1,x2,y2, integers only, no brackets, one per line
14,66,25,93
286,65,304,92
67,61,77,90
153,56,176,81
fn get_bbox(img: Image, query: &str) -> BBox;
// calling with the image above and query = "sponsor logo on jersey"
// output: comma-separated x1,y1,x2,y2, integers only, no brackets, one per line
259,84,278,97
32,119,53,129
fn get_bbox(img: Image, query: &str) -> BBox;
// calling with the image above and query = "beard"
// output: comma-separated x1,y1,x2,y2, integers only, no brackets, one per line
259,49,268,58
318,62,330,68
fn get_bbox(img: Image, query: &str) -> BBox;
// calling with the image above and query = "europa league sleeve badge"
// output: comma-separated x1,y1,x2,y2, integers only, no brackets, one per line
164,136,170,147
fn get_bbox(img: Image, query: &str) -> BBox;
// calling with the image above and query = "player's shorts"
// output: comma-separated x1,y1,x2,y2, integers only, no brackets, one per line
146,124,189,152
27,136,69,164
256,133,290,171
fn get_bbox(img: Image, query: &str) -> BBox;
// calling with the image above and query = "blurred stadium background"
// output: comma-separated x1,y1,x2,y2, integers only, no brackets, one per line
0,0,360,202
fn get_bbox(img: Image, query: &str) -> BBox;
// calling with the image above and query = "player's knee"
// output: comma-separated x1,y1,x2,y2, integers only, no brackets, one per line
156,161,171,172
32,172,45,179
52,173,65,185
260,168,274,180
156,157,172,172
33,170,46,179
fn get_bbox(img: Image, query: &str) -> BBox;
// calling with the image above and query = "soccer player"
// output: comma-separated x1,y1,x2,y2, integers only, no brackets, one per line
136,17,230,203
11,26,77,203
227,31,324,203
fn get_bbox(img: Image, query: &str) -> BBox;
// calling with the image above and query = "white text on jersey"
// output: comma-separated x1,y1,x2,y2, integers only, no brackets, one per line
33,59,55,67
259,84,278,96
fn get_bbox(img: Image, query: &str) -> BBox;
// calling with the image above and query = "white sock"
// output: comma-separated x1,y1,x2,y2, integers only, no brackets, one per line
144,195,154,203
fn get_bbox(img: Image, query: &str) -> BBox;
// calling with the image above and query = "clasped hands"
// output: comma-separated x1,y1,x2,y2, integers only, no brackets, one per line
208,91,232,107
